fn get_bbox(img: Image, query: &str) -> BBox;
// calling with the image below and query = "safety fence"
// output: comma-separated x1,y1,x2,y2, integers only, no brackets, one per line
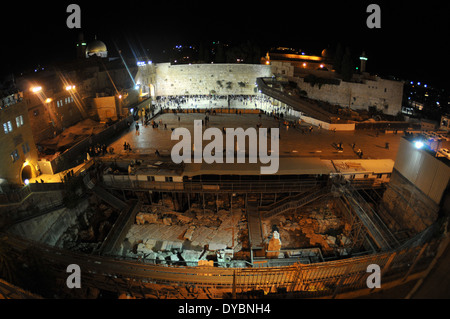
4,222,445,298
102,175,322,194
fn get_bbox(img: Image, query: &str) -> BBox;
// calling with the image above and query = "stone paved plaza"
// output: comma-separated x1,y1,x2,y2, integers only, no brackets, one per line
108,112,416,161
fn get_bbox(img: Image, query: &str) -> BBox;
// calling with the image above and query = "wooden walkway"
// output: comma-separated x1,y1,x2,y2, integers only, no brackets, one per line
247,200,264,250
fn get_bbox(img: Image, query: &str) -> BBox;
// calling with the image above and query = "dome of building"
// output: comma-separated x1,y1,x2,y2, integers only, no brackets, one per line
86,38,108,58
321,48,331,58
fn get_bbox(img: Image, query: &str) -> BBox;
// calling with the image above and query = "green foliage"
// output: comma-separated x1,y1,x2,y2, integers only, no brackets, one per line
303,75,340,88
341,47,353,82
225,41,261,64
333,43,343,74
215,43,225,63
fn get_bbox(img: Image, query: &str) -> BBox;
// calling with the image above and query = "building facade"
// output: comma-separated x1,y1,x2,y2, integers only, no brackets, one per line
0,97,39,187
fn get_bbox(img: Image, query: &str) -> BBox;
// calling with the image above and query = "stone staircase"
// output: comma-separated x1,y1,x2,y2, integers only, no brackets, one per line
259,186,329,219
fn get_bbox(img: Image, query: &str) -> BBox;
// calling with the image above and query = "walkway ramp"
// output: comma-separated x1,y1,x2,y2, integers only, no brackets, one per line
342,186,399,251
247,200,264,250
92,185,127,211
256,77,334,122
96,200,140,256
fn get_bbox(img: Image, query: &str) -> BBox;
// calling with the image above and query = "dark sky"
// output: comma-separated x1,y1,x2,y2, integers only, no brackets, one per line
3,0,449,88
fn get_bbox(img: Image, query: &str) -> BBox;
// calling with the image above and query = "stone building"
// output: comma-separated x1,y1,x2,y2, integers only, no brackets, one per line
0,96,39,187
266,49,404,116
293,74,404,116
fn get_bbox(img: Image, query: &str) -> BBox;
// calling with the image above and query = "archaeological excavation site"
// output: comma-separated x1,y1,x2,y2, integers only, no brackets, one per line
2,136,448,299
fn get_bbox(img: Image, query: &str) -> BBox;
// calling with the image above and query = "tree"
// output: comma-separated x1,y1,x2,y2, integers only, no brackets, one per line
198,41,205,62
333,43,344,74
215,43,225,63
341,47,353,82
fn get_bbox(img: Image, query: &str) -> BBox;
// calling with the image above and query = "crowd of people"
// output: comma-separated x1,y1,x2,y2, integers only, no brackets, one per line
155,94,274,112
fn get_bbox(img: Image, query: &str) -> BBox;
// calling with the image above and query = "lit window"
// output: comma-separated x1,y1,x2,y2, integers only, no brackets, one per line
57,101,60,107
22,142,30,154
10,150,19,162
4,121,13,133
165,176,173,182
16,115,24,128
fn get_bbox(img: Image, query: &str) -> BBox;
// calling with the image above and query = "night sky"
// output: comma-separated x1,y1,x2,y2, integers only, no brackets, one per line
3,0,449,88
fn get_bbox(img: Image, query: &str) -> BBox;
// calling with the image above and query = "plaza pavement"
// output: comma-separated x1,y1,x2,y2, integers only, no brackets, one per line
107,112,414,162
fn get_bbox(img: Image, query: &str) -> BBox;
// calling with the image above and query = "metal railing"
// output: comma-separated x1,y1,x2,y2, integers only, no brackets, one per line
260,186,329,218
0,183,65,205
256,77,332,122
102,176,323,194
342,185,400,251
3,229,444,299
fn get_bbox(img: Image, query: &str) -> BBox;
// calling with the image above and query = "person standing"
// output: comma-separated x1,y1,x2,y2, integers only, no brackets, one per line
135,122,140,136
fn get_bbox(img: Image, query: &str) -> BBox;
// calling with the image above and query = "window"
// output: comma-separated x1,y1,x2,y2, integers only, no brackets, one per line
10,150,19,162
57,100,60,107
22,142,30,155
165,176,173,182
376,174,382,178
3,121,13,134
16,115,24,128
147,176,155,182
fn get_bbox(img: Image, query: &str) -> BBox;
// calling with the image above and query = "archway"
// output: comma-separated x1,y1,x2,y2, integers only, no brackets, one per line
149,84,155,98
21,164,33,185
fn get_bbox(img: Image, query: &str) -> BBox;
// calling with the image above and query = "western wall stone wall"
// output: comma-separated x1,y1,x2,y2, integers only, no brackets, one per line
378,170,439,236
294,76,404,116
154,63,272,96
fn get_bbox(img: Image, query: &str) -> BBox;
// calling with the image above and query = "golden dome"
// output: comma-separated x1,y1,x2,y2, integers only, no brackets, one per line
86,39,107,57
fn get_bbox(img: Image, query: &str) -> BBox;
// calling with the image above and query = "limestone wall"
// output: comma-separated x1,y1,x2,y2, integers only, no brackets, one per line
154,63,272,96
294,76,404,116
8,198,90,246
379,170,439,235
92,96,117,121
